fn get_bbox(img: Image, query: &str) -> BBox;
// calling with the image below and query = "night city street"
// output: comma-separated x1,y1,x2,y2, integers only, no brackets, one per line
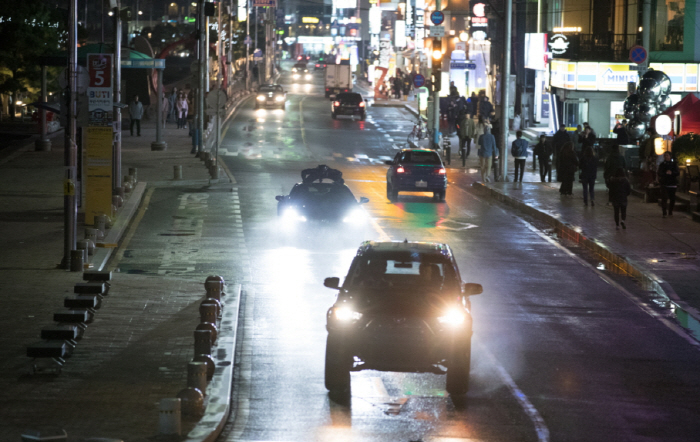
2,0,700,441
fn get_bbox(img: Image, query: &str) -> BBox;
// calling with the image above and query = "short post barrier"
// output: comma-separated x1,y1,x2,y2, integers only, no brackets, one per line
158,398,181,436
187,360,208,394
177,387,204,417
199,303,217,325
194,329,212,357
174,165,182,180
128,167,138,182
70,250,84,272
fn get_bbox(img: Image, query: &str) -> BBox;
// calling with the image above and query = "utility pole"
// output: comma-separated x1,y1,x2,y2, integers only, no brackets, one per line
197,0,207,154
62,0,79,269
499,0,512,181
640,0,651,75
113,0,122,190
246,0,251,90
431,0,442,150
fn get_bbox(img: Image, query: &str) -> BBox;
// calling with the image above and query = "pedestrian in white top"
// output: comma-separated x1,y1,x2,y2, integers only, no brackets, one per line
128,95,143,136
176,92,188,129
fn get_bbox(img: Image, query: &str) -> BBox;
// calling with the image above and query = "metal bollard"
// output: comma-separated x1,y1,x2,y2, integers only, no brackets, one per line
94,214,107,237
112,195,123,209
158,398,181,436
77,239,94,258
187,361,208,394
210,162,219,179
177,387,204,416
194,329,212,356
174,165,182,180
199,303,218,325
85,228,97,245
123,178,133,193
194,353,216,380
70,250,84,272
128,167,138,182
114,186,125,199
201,297,221,318
196,322,218,344
205,275,225,300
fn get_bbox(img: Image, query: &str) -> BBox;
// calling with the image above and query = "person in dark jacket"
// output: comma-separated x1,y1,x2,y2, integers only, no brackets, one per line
551,124,570,178
613,120,630,145
479,96,493,119
511,131,529,183
657,151,680,217
608,168,631,229
579,146,598,206
557,142,579,196
533,134,553,182
478,127,499,182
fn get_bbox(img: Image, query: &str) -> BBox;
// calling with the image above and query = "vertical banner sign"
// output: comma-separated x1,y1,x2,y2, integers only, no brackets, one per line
86,54,114,225
414,0,425,50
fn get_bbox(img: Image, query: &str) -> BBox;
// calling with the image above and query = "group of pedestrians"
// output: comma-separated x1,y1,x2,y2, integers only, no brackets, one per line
126,87,191,136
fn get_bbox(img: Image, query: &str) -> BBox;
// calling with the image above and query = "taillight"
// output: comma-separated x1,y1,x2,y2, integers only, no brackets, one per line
333,101,340,107
438,168,446,174
359,102,365,107
316,64,319,67
344,89,348,92
397,166,405,173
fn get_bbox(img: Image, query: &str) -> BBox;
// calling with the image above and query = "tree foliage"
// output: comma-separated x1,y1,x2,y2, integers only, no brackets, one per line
0,2,67,96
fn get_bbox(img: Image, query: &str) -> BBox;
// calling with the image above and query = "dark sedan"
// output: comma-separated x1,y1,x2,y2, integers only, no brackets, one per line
385,149,447,201
255,84,286,110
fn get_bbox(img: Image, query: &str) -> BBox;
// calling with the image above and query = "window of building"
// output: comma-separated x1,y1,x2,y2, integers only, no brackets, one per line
652,0,684,51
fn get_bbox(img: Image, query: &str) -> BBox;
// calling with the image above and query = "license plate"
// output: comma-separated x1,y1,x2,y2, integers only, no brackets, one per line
416,180,427,188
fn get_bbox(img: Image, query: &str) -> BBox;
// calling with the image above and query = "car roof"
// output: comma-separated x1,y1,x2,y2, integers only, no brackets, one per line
357,240,453,257
400,148,437,153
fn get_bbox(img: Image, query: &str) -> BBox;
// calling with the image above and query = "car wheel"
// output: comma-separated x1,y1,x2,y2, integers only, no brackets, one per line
446,343,471,395
324,335,351,394
439,190,446,202
332,112,337,120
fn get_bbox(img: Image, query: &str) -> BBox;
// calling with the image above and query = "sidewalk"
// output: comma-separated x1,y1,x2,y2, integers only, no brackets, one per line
0,93,248,441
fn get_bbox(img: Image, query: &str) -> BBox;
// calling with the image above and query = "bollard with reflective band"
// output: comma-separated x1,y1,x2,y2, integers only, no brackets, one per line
128,167,138,182
199,303,217,325
204,275,225,300
158,398,181,436
196,321,218,344
194,353,216,380
85,228,97,244
177,387,204,416
187,361,208,394
70,250,84,272
201,297,221,317
173,165,182,180
194,329,212,356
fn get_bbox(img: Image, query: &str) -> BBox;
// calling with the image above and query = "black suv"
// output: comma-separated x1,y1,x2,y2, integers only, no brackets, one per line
323,240,482,396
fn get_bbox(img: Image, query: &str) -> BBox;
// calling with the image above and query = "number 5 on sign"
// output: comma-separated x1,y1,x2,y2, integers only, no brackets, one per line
64,179,75,196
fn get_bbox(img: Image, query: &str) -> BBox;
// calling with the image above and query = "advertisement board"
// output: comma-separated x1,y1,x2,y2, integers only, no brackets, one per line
597,63,639,91
524,33,547,71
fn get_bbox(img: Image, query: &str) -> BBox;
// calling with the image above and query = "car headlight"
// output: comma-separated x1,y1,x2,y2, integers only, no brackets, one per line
333,307,363,322
293,74,300,79
437,308,466,326
257,95,265,101
292,68,297,72
275,95,284,102
342,208,368,224
282,207,306,222
306,74,312,79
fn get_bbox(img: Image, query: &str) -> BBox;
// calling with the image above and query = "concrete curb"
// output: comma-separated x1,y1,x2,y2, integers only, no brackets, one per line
473,181,700,338
185,283,241,442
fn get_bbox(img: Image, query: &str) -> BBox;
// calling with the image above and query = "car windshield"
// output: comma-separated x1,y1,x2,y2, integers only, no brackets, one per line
344,251,460,295
400,151,442,165
337,93,362,104
259,85,282,93
290,183,356,204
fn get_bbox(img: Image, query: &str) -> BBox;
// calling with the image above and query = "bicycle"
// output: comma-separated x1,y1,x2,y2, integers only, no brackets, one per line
407,119,428,144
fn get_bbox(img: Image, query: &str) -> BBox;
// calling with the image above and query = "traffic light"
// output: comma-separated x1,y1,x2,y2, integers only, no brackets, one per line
430,38,442,93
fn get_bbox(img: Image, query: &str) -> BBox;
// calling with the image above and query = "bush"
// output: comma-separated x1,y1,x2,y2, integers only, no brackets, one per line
671,133,700,162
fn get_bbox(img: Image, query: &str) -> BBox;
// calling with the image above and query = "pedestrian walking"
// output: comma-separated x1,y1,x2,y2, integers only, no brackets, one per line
613,120,630,145
161,92,169,128
604,145,627,204
533,134,553,182
579,146,598,206
456,110,476,160
168,87,178,122
176,92,189,129
608,168,631,229
557,141,579,196
552,123,570,179
511,130,528,183
478,96,493,120
477,127,499,183
657,151,680,217
467,92,478,117
128,95,143,136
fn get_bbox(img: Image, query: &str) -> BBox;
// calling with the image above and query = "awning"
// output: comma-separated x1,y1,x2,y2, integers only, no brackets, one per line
39,43,165,69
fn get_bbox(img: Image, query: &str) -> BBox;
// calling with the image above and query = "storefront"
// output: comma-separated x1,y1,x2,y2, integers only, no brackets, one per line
549,60,687,136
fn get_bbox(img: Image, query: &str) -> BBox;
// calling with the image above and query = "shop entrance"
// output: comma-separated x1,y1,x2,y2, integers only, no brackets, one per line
563,99,588,130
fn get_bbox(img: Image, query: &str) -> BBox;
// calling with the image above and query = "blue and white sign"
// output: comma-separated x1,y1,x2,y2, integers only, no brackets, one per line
450,61,476,70
413,74,426,88
253,49,263,60
629,45,647,64
430,11,444,25
244,35,252,45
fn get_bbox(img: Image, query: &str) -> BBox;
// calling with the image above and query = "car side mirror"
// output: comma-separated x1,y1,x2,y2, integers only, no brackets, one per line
275,195,284,202
359,197,369,204
384,160,394,166
324,277,340,289
464,283,483,296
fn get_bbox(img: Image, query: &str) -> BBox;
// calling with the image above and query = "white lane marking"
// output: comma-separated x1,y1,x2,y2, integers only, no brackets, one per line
479,342,550,442
229,287,255,440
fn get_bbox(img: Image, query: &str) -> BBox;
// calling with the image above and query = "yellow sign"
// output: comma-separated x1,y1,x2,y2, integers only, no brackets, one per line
63,179,75,196
302,17,319,24
85,126,113,225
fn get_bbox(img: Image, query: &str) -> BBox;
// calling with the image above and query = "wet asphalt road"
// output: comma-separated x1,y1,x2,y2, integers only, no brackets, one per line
121,67,700,441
